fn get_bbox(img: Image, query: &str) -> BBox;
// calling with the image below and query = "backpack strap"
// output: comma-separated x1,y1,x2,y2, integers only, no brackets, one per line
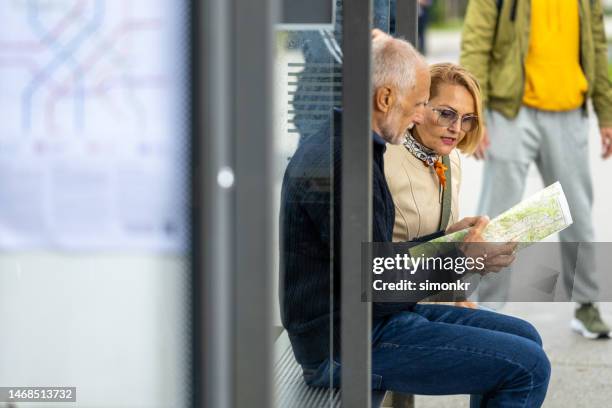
438,155,453,231
495,0,518,22
496,0,504,12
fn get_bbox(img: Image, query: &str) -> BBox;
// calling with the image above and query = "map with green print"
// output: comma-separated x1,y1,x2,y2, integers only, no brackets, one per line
432,182,573,248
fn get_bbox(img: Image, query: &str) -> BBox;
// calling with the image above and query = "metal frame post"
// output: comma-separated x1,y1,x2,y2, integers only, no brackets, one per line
341,0,373,407
196,0,277,406
195,0,234,405
233,0,277,406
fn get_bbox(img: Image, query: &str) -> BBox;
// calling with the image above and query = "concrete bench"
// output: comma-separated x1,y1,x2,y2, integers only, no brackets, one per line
274,330,414,407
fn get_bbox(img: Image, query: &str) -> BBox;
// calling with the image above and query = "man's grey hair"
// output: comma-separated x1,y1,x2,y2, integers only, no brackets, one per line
372,36,426,96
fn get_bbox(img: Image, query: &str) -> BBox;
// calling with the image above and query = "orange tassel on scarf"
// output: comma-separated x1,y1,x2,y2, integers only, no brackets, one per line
423,159,448,189
434,159,448,189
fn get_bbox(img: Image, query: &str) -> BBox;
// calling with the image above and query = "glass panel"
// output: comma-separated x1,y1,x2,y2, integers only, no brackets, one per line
273,1,390,406
274,5,343,406
0,1,191,406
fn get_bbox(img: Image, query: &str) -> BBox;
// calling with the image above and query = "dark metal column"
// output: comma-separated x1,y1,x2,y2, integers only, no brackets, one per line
341,0,373,407
233,0,278,406
196,0,233,405
197,0,277,406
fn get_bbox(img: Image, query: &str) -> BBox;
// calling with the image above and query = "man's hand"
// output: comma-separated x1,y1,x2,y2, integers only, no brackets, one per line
600,127,612,159
472,126,490,160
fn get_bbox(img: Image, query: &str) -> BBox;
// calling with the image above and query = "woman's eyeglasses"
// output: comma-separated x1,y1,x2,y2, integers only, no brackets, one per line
431,107,478,132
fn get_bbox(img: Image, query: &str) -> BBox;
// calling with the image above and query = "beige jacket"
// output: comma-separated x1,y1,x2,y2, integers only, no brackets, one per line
384,145,461,242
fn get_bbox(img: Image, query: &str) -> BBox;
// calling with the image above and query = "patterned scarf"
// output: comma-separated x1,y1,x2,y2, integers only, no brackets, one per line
403,132,448,189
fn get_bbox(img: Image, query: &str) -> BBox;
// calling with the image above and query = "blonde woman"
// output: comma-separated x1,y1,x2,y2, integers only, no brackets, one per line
384,62,484,307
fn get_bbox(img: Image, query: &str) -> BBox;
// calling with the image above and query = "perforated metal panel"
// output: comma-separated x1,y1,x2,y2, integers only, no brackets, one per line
274,332,387,407
274,331,341,407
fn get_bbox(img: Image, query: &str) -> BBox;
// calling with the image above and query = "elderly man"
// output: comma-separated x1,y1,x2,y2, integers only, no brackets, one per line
280,34,551,406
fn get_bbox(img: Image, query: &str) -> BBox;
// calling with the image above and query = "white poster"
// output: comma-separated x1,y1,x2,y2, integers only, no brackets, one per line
0,0,189,252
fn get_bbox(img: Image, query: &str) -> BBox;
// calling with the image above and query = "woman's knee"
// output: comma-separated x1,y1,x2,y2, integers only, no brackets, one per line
503,341,551,400
486,345,551,408
516,318,543,347
516,339,551,388
493,313,544,347
532,346,552,386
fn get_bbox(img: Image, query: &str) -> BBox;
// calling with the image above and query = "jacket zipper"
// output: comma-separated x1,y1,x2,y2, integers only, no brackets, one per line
578,0,589,118
518,0,530,116
510,0,518,21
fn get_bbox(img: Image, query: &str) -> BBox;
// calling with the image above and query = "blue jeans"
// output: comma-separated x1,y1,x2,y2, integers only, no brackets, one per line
302,304,551,407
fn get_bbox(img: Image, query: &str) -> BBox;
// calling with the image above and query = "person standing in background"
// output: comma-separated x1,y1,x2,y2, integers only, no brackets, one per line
460,0,612,338
417,0,433,54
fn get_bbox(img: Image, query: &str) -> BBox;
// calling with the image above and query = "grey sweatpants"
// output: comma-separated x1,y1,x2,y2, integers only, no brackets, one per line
477,106,598,304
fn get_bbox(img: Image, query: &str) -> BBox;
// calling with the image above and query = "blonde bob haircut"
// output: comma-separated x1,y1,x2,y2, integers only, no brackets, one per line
428,63,484,155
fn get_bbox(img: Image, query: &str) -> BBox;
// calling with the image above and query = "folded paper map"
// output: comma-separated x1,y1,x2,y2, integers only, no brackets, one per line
433,181,573,248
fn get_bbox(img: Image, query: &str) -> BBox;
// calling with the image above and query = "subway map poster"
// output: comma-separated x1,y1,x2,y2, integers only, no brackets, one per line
0,0,189,251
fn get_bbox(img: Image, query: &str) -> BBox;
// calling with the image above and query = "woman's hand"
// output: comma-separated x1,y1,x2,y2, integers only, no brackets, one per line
446,215,486,235
456,216,517,273
455,301,478,309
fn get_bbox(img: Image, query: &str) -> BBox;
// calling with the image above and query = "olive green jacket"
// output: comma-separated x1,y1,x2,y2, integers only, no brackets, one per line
460,0,612,127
